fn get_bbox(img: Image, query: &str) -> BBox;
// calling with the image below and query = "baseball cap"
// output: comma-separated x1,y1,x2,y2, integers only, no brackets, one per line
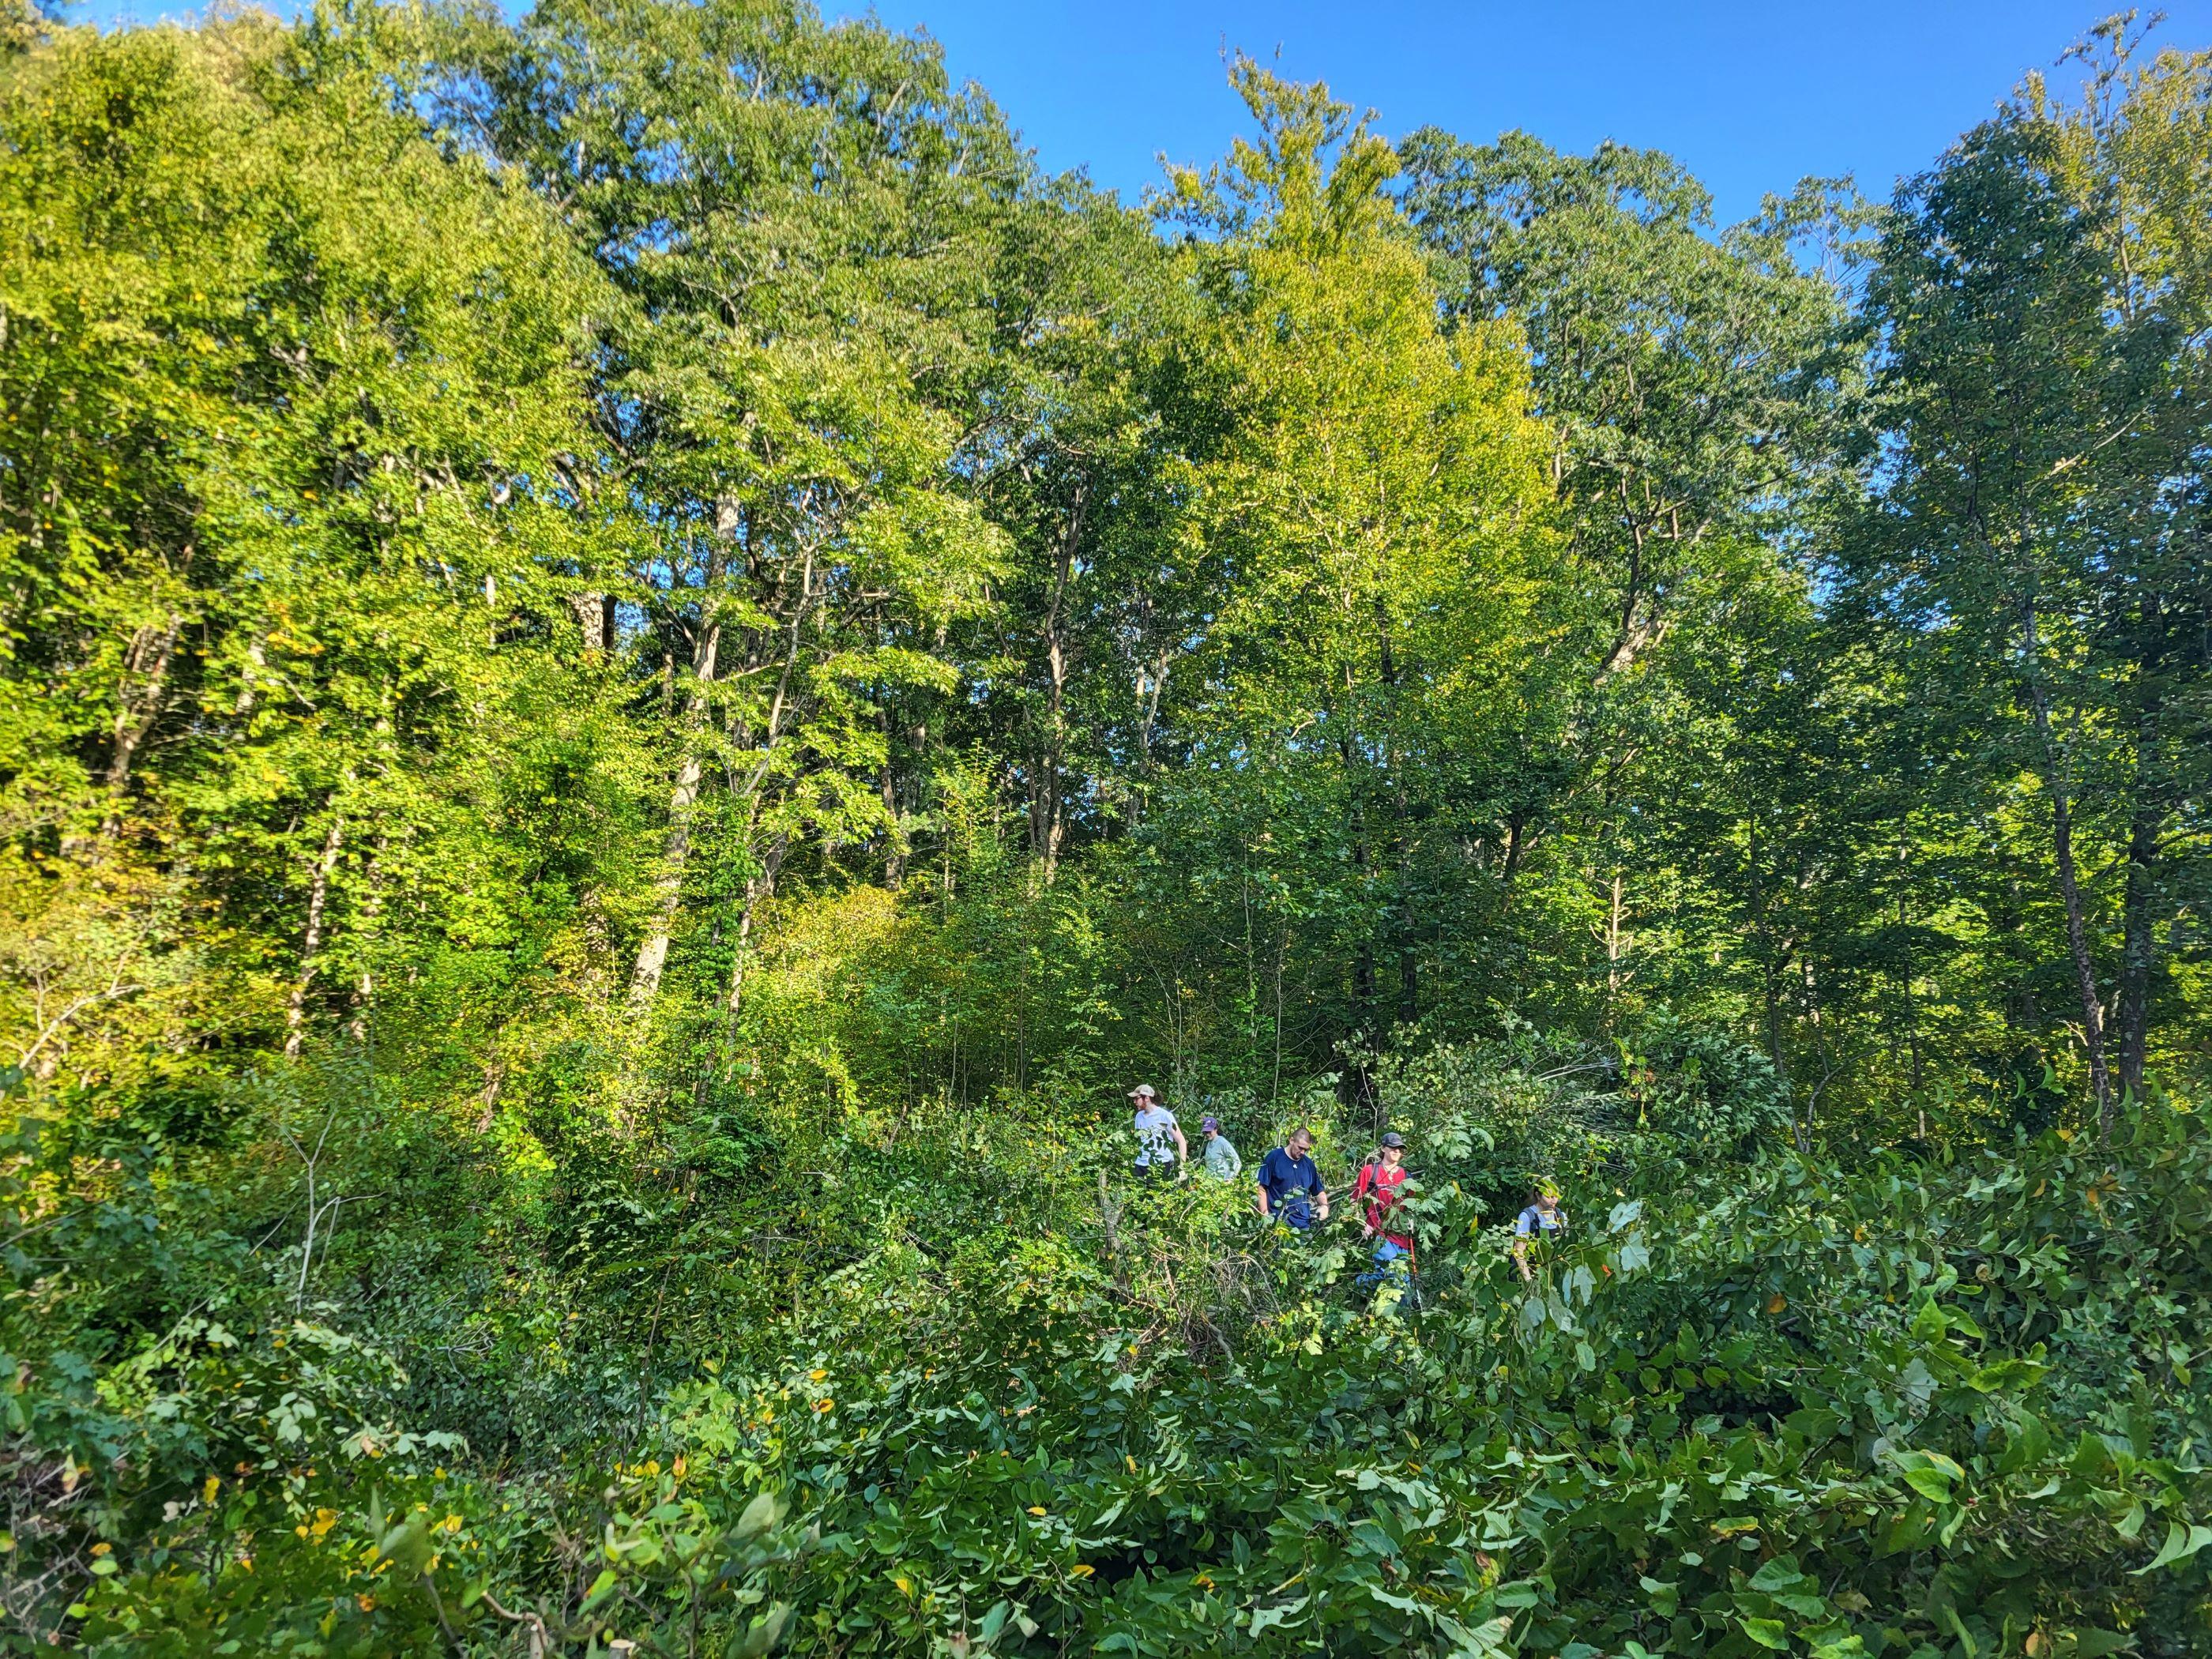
1379,1131,1405,1149
1129,1084,1157,1100
1201,1115,1221,1132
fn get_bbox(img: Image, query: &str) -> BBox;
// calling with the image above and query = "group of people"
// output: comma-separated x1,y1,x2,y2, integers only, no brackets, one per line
1127,1084,1569,1284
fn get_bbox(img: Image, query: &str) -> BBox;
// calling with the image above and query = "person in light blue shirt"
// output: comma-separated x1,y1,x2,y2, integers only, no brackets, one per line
1200,1115,1242,1180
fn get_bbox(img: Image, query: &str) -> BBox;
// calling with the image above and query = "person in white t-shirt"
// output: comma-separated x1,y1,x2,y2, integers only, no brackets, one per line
1128,1084,1187,1180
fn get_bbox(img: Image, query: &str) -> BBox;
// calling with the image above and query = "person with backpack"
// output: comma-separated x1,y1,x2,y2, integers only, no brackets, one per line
1129,1084,1187,1181
1512,1180,1567,1281
1350,1132,1417,1302
1255,1127,1328,1232
1352,1131,1414,1262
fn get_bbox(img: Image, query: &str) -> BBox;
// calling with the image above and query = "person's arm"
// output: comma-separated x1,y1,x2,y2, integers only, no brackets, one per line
1315,1173,1330,1222
1172,1122,1190,1164
1226,1143,1242,1179
1353,1166,1375,1235
1255,1160,1272,1217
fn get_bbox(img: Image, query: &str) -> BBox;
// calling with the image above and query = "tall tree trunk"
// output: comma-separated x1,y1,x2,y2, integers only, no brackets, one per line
2114,794,2161,1102
724,833,788,1028
567,591,609,655
106,610,181,796
348,836,387,1044
1031,480,1085,877
628,745,709,1014
2018,599,2112,1132
628,568,724,1013
284,808,345,1060
1747,811,1786,1078
879,705,905,889
1604,869,1627,1006
1499,810,1527,914
2114,600,2172,1105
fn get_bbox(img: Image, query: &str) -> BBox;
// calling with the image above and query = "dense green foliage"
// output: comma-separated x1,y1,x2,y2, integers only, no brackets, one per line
2,3,2209,1653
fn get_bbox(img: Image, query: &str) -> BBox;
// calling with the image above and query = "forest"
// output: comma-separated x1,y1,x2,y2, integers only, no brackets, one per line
2,0,2210,1651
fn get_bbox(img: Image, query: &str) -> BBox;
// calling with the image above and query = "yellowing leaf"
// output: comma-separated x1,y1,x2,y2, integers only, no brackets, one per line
1026,1506,1048,1517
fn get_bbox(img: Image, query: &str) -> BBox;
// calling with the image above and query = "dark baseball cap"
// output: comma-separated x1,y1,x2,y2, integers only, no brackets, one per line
1379,1131,1405,1149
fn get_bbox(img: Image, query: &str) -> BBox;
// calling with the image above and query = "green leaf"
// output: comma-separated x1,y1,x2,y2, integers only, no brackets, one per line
1902,1466,1955,1503
1749,1554,1807,1592
2133,1522,2212,1574
1638,1575,1679,1617
1743,1616,1790,1650
730,1604,792,1658
2064,1631,2135,1657
735,1490,784,1540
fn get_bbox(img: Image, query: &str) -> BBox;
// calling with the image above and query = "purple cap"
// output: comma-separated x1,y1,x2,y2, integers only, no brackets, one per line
1202,1115,1221,1132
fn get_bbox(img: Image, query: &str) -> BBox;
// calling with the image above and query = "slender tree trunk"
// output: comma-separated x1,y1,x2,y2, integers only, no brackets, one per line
628,539,727,1014
2017,600,2112,1131
2044,778,2110,1127
1747,812,1786,1077
2115,795,2161,1102
1604,870,1627,1005
285,809,345,1059
724,833,788,1028
1032,480,1085,878
1499,811,1527,913
2114,602,2171,1105
879,705,905,889
629,747,706,1013
348,836,387,1044
106,610,181,796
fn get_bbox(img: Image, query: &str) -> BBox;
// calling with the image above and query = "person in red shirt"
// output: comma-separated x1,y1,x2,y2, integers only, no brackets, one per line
1353,1131,1413,1263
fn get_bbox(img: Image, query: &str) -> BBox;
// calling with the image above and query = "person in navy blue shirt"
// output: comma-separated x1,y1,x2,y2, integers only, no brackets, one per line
1255,1127,1329,1231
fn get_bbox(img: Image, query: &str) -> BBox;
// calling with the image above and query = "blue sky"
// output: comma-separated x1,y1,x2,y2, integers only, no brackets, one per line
73,1,2212,224
849,1,2212,223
